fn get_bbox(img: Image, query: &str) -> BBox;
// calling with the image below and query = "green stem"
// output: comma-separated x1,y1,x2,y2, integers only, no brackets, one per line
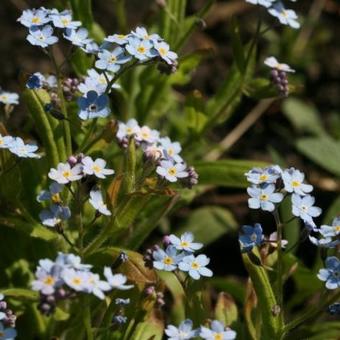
83,297,94,340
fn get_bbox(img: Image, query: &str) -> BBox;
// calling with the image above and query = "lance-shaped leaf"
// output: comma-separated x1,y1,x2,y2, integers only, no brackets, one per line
215,292,238,327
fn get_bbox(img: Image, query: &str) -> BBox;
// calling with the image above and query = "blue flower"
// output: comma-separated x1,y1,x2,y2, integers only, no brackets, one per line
17,8,50,28
51,12,81,29
104,33,130,45
200,320,237,340
245,165,282,185
95,47,131,73
27,25,59,48
165,319,198,340
245,0,275,8
153,245,184,272
268,2,300,29
63,28,92,47
282,168,313,196
291,194,322,224
309,235,340,248
247,184,283,212
178,254,213,280
317,257,340,290
239,224,264,253
39,204,71,227
8,137,41,158
0,134,15,149
319,217,340,238
0,321,17,340
125,37,157,61
328,303,340,315
168,232,202,252
131,27,161,43
37,182,63,203
77,91,110,120
26,72,44,89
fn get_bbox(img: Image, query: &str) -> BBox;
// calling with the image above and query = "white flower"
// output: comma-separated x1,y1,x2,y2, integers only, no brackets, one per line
165,319,198,340
268,3,300,29
48,162,83,184
63,28,92,47
131,26,161,42
200,320,236,340
17,8,50,27
62,268,89,292
104,267,134,290
169,232,203,252
264,57,295,73
154,41,178,65
291,194,322,224
0,134,14,149
282,168,313,195
116,119,140,141
8,137,41,158
81,156,114,179
51,12,81,29
178,254,213,280
85,272,111,300
156,161,188,183
0,91,19,105
31,268,60,295
135,125,159,144
89,190,111,216
159,137,182,162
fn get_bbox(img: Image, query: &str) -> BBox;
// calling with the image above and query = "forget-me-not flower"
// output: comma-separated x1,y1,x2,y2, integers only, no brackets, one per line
135,126,159,144
0,134,14,149
319,217,340,238
159,137,182,163
9,137,41,158
63,28,92,47
291,194,322,224
239,223,264,253
178,254,213,280
84,272,111,300
125,38,156,61
168,232,203,252
26,72,44,89
264,57,295,73
51,12,81,29
247,184,283,212
32,267,61,295
156,160,189,183
165,319,198,340
116,119,140,141
154,41,178,65
268,2,300,29
282,168,313,195
0,92,19,105
61,268,89,292
48,162,83,184
18,8,50,28
199,320,237,340
153,245,184,272
245,165,282,185
103,267,133,290
82,156,114,179
77,90,110,120
317,257,340,290
39,204,71,227
89,190,111,216
37,182,63,203
95,47,131,73
27,25,59,48
131,26,161,42
104,34,130,45
245,0,275,8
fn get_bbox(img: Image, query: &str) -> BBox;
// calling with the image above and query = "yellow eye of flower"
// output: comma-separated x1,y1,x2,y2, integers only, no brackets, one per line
72,277,82,285
109,56,117,63
0,139,3,145
51,193,61,203
92,165,102,173
126,127,133,134
250,233,257,242
163,256,173,265
43,276,55,285
62,170,71,178
180,241,189,247
167,148,174,156
259,174,268,181
260,194,269,201
137,46,146,54
191,261,200,270
335,226,340,232
61,18,70,25
32,17,41,24
292,181,301,187
117,34,126,39
159,48,167,56
168,167,177,176
214,334,223,340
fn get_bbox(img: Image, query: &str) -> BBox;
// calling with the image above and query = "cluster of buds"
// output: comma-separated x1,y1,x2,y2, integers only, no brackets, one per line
0,296,17,328
143,245,160,269
181,166,199,189
157,61,178,75
63,77,81,101
38,288,74,316
144,285,165,307
67,153,84,167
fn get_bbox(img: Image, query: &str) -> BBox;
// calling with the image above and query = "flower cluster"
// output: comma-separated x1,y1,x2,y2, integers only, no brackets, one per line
265,56,295,97
246,1,300,29
309,216,340,248
144,232,213,280
165,319,236,340
0,294,17,339
0,134,40,159
246,165,321,227
317,257,340,290
38,154,114,227
32,253,133,315
116,119,198,186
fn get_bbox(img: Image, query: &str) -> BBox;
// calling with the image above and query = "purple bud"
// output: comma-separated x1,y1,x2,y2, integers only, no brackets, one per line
162,235,171,246
0,301,7,310
67,155,78,166
145,285,155,296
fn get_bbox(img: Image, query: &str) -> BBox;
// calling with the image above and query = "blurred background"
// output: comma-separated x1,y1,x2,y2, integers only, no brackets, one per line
1,0,340,289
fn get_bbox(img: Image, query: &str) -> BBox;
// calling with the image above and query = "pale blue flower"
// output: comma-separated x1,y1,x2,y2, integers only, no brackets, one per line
239,223,264,253
0,134,15,149
37,182,63,203
135,125,159,144
125,37,157,61
0,92,19,105
154,41,177,65
131,26,161,43
39,204,71,227
104,33,130,45
245,165,282,185
0,322,17,340
247,184,283,212
156,160,188,183
18,8,50,28
159,137,182,163
317,257,340,290
8,137,40,158
320,217,340,238
153,245,183,272
89,190,111,216
81,41,99,54
116,119,140,141
245,0,275,8
82,156,114,179
309,235,340,248
178,254,213,280
268,2,300,29
95,48,131,73
200,320,237,340
115,298,130,305
27,25,58,48
168,232,203,252
77,90,110,120
103,267,133,290
51,12,81,29
165,319,198,340
291,194,322,224
31,267,61,295
264,57,295,73
63,28,92,47
282,168,313,195
84,272,111,300
48,162,83,184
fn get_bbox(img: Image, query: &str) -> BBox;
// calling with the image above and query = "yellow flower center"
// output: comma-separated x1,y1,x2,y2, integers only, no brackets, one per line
62,170,71,178
167,167,177,176
0,138,3,145
335,226,340,232
92,165,102,173
250,233,257,242
214,334,223,340
109,56,117,63
137,46,146,54
32,17,41,24
99,76,107,85
260,194,269,201
0,95,8,101
142,131,150,139
117,34,126,39
259,174,268,182
191,261,200,270
51,193,61,204
180,241,189,248
72,277,82,285
126,127,133,134
163,256,174,265
61,18,70,26
167,148,174,156
292,181,301,187
159,47,167,56
43,276,55,286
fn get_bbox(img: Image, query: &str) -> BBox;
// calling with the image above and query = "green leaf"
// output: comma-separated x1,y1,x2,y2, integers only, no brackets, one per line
130,312,164,340
230,18,246,73
215,292,238,327
194,159,268,188
296,136,340,176
1,288,38,300
176,206,237,246
243,78,277,99
54,307,70,321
